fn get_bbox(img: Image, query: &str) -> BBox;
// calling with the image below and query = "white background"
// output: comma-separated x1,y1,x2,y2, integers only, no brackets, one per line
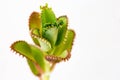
0,0,120,80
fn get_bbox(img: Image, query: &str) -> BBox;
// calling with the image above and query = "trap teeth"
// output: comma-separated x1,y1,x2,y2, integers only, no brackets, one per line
45,55,61,63
45,53,71,63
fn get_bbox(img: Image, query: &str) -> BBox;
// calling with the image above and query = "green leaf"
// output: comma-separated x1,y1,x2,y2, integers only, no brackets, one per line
31,28,40,36
10,41,35,62
56,16,68,45
43,27,58,47
52,29,75,56
59,50,68,58
29,12,42,35
40,4,56,28
27,59,39,76
57,15,68,28
31,28,40,46
10,41,46,71
31,32,51,52
30,44,46,71
66,30,75,52
38,37,51,52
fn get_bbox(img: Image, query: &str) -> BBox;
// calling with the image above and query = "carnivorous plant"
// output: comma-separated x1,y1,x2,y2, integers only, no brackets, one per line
10,4,75,80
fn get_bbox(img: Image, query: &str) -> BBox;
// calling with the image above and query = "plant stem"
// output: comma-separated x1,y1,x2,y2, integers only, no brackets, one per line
39,73,50,80
50,63,56,71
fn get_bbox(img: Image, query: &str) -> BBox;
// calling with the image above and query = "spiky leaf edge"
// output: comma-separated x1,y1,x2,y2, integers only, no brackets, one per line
31,31,52,52
10,40,46,72
55,15,68,45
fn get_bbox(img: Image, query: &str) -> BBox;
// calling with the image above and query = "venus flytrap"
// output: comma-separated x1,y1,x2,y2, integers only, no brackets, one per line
10,4,75,80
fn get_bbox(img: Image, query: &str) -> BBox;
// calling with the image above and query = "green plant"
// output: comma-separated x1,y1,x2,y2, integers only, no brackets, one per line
10,4,75,80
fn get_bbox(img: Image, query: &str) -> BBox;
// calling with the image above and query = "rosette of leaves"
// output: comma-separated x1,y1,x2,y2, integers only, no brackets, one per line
10,4,75,80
